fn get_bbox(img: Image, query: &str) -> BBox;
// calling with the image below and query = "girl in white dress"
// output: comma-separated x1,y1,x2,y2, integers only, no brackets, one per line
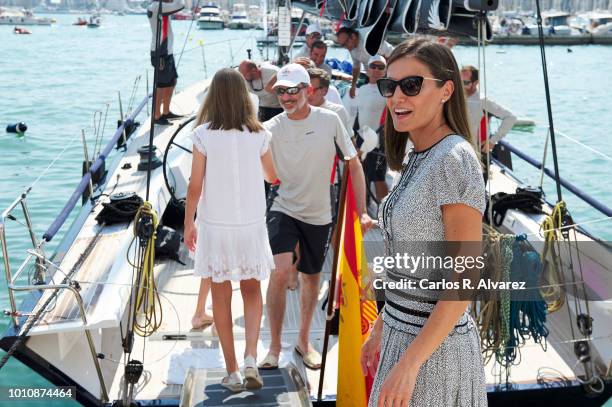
184,68,277,392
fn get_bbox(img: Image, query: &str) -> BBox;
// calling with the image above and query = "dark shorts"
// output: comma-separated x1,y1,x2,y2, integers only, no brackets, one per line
267,211,332,275
259,106,284,122
363,147,387,182
150,52,178,88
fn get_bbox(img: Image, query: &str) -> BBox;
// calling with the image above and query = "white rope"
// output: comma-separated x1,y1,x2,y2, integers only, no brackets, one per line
523,214,612,237
554,129,612,163
26,132,83,192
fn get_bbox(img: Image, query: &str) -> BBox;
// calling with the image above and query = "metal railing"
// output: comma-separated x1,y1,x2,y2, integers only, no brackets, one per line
0,93,149,403
498,140,612,218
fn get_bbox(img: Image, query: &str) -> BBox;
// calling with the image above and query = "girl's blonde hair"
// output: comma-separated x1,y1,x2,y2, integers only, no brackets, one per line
195,68,263,132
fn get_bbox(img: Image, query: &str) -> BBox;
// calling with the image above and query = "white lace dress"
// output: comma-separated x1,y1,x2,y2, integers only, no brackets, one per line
190,124,274,282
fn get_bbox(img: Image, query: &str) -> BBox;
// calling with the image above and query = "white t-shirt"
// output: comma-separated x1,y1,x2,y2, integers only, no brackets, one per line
321,100,352,135
294,44,310,59
350,36,393,70
466,92,517,145
264,106,357,225
246,63,281,108
147,0,185,54
326,85,343,105
353,83,386,131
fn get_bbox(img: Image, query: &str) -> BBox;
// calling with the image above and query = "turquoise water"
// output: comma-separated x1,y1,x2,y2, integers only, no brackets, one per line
1,14,611,402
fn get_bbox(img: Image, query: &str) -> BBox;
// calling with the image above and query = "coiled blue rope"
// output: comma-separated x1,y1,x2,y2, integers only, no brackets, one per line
497,235,549,367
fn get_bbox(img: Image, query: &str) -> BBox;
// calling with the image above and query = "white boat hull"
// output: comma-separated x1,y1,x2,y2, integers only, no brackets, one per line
197,20,223,30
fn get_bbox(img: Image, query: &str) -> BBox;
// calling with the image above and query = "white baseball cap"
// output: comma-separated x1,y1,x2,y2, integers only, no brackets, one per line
306,24,322,35
367,54,386,66
273,63,311,88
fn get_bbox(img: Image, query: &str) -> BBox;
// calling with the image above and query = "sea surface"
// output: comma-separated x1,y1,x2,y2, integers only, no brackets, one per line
0,14,611,404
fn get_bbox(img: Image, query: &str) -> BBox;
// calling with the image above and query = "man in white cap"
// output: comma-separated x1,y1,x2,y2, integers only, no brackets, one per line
294,23,322,59
348,54,389,200
259,63,372,372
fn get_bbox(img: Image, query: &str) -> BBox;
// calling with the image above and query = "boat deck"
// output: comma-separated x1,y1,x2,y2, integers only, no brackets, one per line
13,79,610,405
106,245,340,402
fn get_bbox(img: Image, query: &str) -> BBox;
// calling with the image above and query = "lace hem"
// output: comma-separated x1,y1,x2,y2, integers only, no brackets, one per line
193,220,274,282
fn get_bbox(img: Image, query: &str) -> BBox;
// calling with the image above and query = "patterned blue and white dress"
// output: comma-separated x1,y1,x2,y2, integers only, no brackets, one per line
369,135,488,407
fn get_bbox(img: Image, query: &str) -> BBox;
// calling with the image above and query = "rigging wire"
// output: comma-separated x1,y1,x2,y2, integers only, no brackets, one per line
175,0,203,71
535,0,563,203
554,129,612,163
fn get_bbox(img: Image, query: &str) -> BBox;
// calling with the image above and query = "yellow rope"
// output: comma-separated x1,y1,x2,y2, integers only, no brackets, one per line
540,202,566,313
132,202,162,337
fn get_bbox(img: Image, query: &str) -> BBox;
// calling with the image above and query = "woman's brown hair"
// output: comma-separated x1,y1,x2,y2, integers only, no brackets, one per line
383,38,475,171
195,68,263,132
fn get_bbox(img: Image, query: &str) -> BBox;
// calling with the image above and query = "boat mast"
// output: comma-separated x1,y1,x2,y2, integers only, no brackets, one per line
276,0,291,66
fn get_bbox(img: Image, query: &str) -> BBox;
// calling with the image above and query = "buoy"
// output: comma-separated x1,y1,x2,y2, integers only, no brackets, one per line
6,122,27,134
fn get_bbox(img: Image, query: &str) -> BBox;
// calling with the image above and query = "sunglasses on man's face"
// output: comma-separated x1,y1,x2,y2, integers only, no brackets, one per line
377,76,443,98
274,86,304,96
309,33,322,39
369,64,386,70
462,79,472,85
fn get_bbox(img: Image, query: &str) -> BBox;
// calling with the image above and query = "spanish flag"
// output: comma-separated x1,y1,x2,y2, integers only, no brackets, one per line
337,168,379,406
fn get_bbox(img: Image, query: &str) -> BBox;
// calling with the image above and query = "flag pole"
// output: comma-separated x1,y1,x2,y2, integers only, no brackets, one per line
317,160,351,401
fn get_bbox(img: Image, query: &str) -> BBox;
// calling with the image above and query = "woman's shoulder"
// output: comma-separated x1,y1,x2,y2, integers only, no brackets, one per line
434,134,478,161
192,122,212,136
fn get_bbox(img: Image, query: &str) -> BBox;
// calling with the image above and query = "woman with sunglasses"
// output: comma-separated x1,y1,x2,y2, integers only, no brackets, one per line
361,39,487,406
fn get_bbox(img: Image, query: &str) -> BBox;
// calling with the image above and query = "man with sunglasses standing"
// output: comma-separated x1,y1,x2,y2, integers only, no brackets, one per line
335,27,393,99
294,24,322,59
461,65,517,152
238,60,283,122
259,63,371,372
349,55,389,201
306,68,352,133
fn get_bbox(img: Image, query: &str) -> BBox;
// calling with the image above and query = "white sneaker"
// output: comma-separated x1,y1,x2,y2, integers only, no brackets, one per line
243,355,263,390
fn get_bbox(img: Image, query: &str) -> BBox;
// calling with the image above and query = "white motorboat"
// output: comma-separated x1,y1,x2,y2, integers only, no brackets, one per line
196,3,224,30
571,11,612,37
227,3,253,30
0,8,54,25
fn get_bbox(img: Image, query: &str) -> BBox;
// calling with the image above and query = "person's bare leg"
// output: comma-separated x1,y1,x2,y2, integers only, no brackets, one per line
265,252,293,356
375,181,389,202
211,281,238,373
192,278,213,328
287,243,299,290
161,86,175,116
296,272,321,354
154,87,164,119
241,278,262,359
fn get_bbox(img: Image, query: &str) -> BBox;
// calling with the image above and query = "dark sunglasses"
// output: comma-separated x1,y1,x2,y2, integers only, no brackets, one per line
462,79,472,85
369,64,386,70
274,86,304,96
377,76,443,98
